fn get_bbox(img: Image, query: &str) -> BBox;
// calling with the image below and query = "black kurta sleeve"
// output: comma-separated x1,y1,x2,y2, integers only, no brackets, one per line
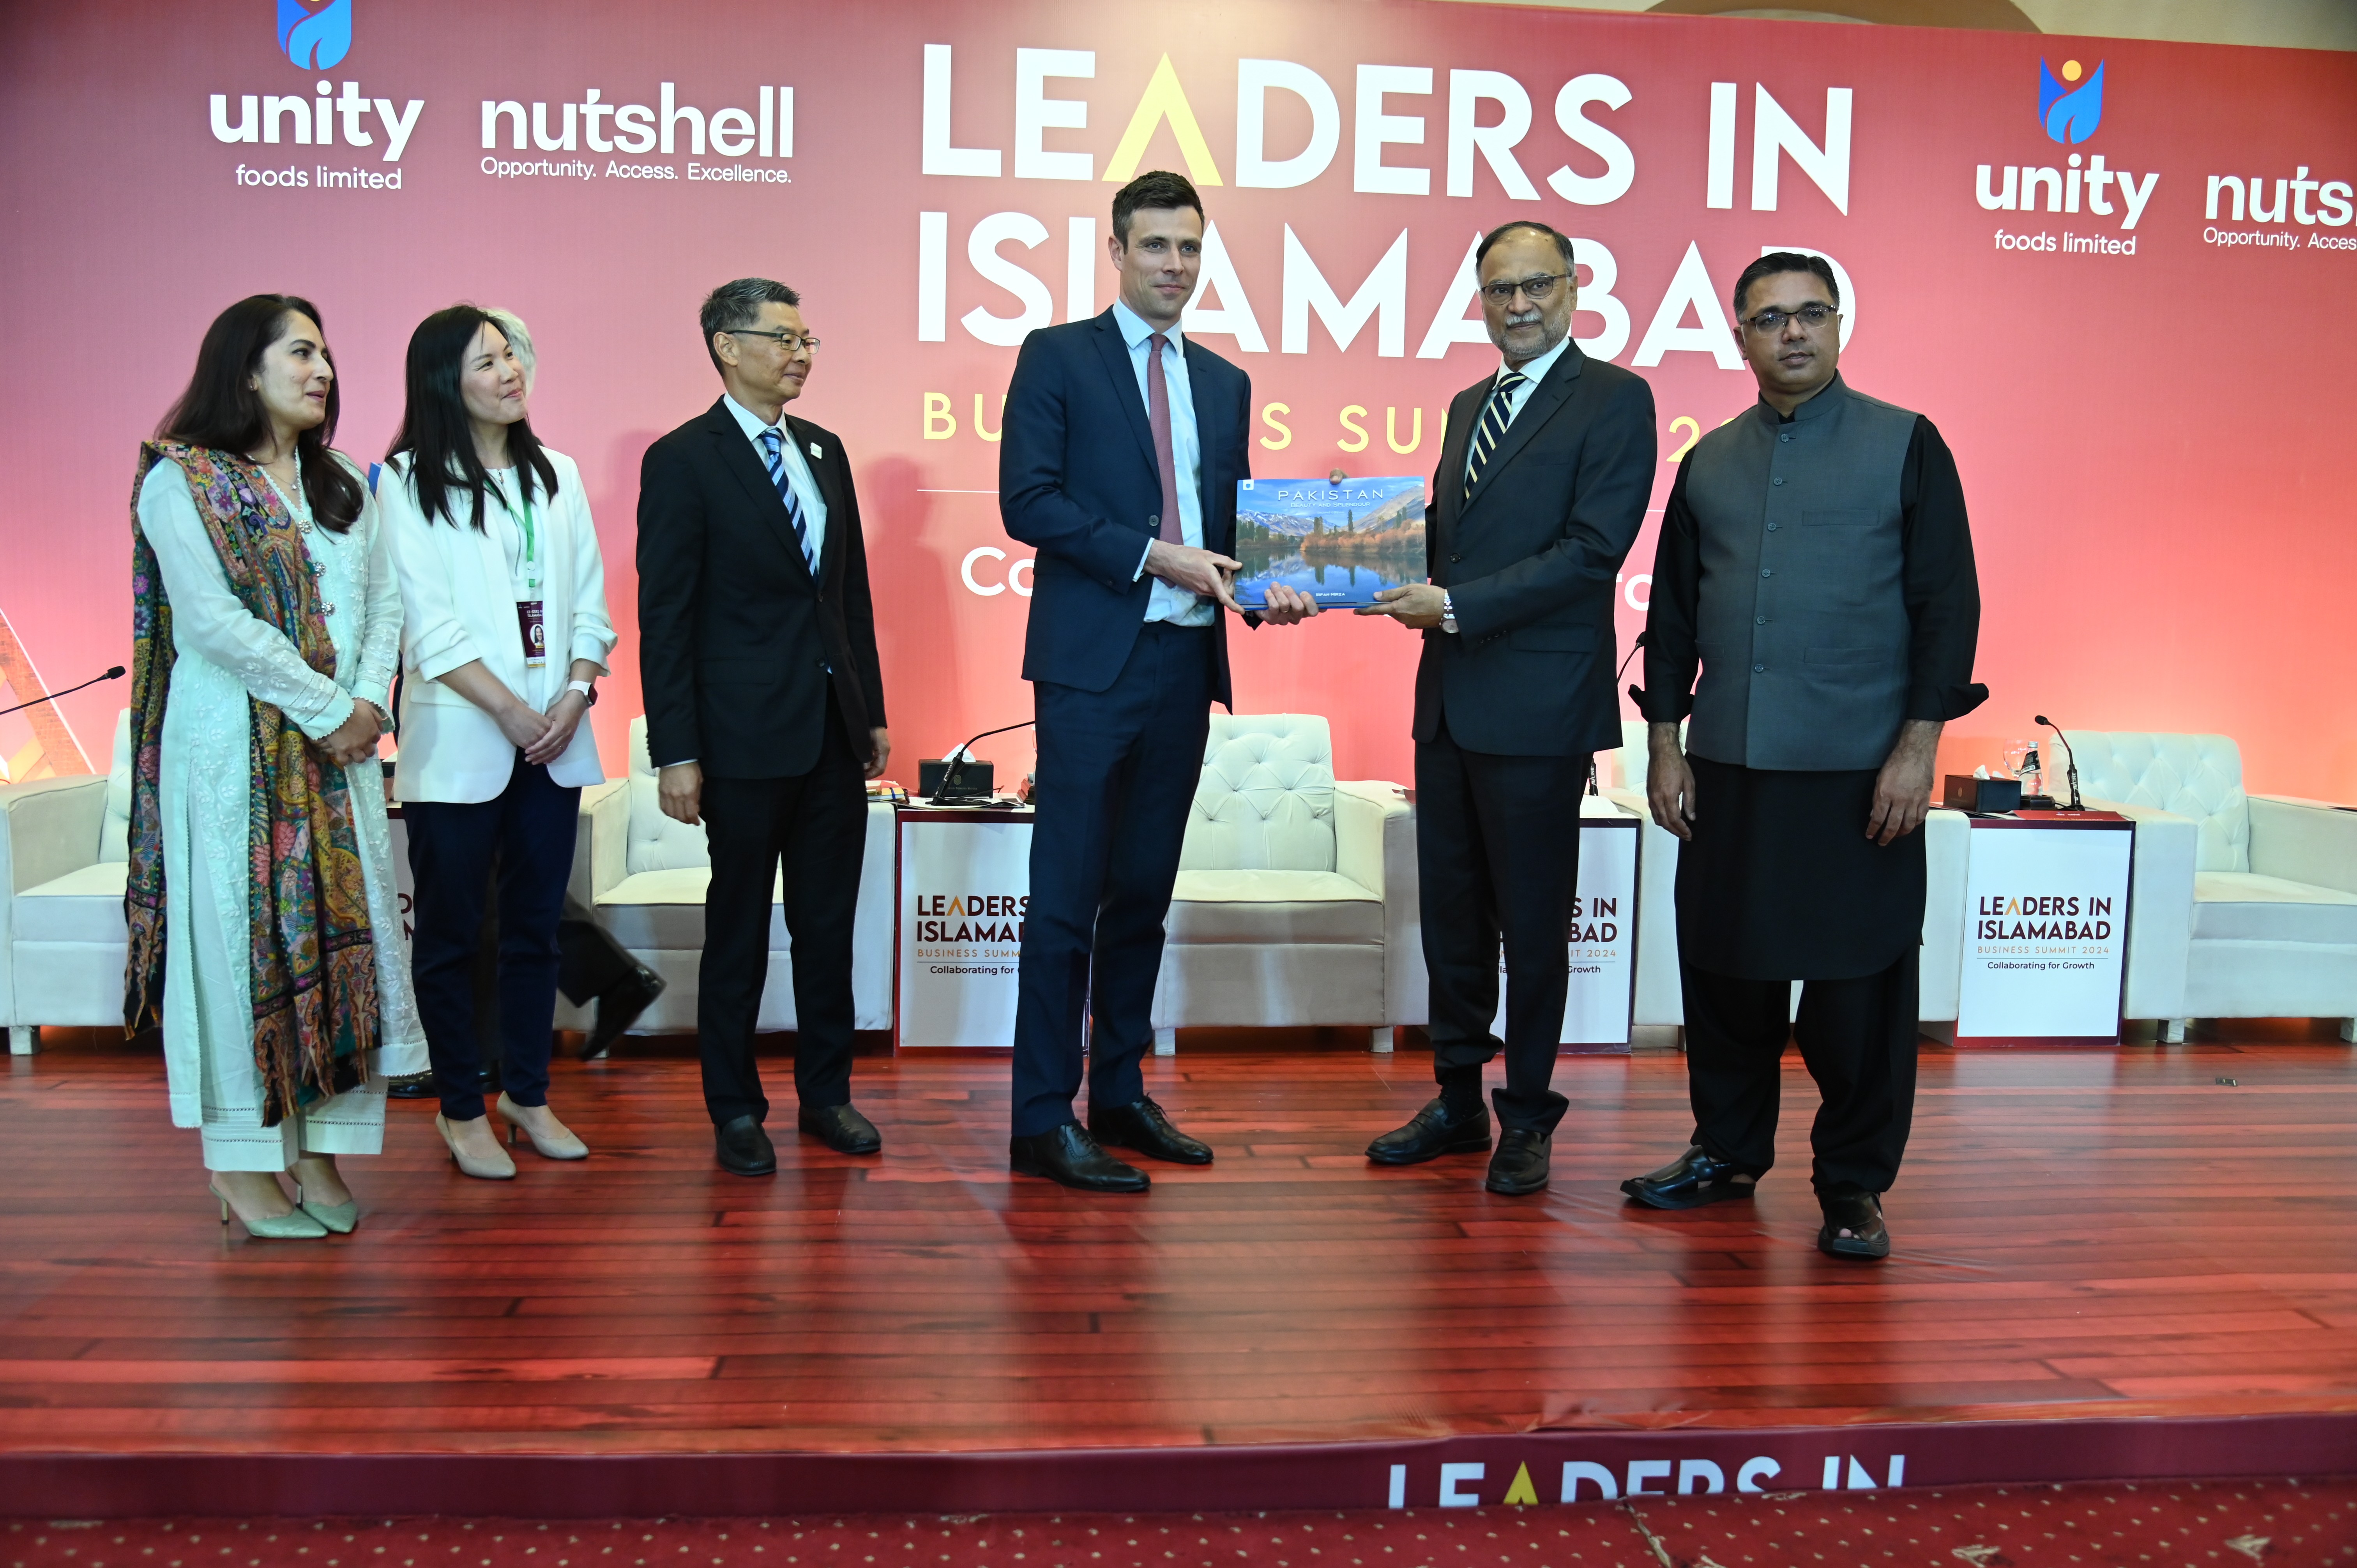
1631,453,1701,721
1899,417,1988,722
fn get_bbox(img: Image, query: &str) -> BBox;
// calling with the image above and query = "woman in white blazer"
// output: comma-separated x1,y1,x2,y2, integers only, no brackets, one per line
381,305,617,1180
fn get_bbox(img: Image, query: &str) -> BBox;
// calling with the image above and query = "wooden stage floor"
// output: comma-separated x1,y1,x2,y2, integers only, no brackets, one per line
5,1032,2356,1513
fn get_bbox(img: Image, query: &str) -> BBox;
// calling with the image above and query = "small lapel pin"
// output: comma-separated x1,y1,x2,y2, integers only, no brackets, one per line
808,441,823,460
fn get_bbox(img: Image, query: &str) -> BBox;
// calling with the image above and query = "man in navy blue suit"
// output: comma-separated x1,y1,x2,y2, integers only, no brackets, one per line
999,171,1318,1192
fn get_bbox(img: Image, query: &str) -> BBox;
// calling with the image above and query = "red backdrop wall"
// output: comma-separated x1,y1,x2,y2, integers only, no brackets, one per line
2,0,2352,799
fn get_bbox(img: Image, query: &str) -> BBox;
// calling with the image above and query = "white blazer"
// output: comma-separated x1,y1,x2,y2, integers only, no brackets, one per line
382,447,618,802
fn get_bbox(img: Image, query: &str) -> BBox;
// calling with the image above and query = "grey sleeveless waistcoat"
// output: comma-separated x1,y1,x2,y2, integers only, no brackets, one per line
1681,377,1919,772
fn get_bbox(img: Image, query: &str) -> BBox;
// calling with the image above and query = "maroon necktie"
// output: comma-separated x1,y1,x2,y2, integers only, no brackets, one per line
1146,333,1182,545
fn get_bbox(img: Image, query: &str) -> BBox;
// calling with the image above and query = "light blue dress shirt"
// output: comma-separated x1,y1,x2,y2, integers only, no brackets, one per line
1463,331,1573,487
1111,299,1214,628
724,392,829,563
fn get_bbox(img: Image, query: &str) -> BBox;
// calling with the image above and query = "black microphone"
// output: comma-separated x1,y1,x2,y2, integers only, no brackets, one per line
931,719,1037,804
1614,629,1648,685
0,665,125,719
2033,714,2083,811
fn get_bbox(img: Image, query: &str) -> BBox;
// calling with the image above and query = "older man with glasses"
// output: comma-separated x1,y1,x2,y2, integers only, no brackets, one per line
636,279,892,1177
1623,252,1986,1260
1358,220,1656,1197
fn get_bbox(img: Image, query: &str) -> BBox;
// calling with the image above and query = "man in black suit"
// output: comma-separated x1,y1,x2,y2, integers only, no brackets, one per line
999,171,1318,1192
637,278,891,1176
1360,222,1656,1195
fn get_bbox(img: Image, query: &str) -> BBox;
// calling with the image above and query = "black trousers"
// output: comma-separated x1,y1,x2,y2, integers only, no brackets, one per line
1415,719,1589,1136
696,702,867,1128
1011,622,1212,1137
405,757,580,1121
558,894,637,1006
1682,953,1920,1194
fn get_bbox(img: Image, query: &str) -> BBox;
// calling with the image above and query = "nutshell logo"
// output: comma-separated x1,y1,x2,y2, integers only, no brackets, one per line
277,0,352,71
2037,57,2103,145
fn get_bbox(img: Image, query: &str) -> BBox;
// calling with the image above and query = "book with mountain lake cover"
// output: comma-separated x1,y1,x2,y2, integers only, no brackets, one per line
1230,476,1428,610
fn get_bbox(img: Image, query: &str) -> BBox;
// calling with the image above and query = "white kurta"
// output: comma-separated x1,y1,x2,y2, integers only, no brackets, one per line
136,453,429,1172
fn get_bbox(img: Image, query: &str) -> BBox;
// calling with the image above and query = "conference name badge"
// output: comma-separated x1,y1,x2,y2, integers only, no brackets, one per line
516,600,547,668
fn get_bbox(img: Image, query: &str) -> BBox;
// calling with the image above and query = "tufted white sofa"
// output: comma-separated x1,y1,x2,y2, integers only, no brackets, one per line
1,712,133,1052
1148,713,1416,1050
2064,731,2357,1036
570,717,897,1035
1605,718,1972,1034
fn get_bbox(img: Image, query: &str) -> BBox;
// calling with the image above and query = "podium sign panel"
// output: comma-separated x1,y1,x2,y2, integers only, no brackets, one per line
1491,812,1640,1052
1954,814,2134,1046
896,808,1033,1050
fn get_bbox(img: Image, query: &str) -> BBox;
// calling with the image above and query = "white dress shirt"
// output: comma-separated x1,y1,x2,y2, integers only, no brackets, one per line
1111,299,1215,629
723,392,829,565
1463,330,1574,487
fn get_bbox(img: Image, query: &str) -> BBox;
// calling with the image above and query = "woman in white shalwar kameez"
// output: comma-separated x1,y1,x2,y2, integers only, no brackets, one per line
127,294,426,1239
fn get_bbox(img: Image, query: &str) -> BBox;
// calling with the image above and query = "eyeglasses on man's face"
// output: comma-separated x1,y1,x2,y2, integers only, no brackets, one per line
1740,302,1838,335
728,328,822,354
1478,272,1573,305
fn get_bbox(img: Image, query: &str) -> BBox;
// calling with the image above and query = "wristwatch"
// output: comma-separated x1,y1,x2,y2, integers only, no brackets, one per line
1440,590,1459,635
566,679,598,706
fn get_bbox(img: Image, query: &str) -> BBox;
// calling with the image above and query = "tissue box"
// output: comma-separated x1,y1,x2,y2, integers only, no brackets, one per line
1942,774,2022,813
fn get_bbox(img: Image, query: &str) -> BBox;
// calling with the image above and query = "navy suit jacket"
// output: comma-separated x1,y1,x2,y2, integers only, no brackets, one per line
636,399,886,778
999,309,1251,705
1417,345,1656,757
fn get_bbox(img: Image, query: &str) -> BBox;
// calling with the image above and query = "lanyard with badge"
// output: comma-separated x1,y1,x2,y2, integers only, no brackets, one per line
512,484,546,670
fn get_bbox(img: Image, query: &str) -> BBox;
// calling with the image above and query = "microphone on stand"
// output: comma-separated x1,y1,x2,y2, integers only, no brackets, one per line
0,665,126,719
2033,714,2083,811
927,720,1037,804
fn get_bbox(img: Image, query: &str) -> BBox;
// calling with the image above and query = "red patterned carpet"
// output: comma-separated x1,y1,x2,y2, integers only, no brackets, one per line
8,1480,2356,1567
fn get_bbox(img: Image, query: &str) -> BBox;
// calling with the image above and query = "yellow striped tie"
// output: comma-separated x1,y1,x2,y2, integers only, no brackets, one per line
1463,370,1530,503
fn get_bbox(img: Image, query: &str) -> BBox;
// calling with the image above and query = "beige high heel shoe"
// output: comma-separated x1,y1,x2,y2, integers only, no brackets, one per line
436,1112,517,1180
496,1093,588,1160
211,1179,329,1239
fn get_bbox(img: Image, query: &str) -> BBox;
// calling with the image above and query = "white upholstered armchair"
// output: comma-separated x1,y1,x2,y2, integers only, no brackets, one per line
2064,731,2357,1037
1,712,131,1053
569,717,897,1035
1149,713,1417,1050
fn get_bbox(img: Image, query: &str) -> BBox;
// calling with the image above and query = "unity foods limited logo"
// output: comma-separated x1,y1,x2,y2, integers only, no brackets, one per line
2037,58,2103,145
1975,51,2152,243
277,0,352,70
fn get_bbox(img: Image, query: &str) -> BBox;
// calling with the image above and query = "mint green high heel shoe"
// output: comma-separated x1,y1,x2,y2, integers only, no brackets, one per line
211,1180,329,1240
294,1182,359,1234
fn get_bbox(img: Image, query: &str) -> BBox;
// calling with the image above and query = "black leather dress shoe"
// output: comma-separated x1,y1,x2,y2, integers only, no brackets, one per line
1010,1122,1149,1193
799,1102,882,1155
1817,1187,1891,1261
1366,1096,1493,1165
1485,1127,1551,1195
1620,1145,1757,1210
1087,1097,1212,1164
715,1114,777,1177
581,967,665,1060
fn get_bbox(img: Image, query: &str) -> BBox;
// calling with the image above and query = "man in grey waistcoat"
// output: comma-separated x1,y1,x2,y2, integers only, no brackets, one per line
1622,252,1985,1261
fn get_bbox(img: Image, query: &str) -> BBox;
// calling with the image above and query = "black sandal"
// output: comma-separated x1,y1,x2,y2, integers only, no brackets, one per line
1816,1188,1891,1260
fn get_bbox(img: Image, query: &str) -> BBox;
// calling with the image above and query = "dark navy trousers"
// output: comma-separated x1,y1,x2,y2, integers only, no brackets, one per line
1010,622,1212,1137
404,756,580,1123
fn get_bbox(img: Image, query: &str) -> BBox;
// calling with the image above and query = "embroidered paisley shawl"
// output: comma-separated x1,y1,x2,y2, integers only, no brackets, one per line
125,440,378,1123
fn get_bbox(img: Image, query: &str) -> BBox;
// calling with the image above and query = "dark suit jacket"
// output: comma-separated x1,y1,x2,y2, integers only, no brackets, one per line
1418,344,1657,757
636,398,886,779
999,309,1252,704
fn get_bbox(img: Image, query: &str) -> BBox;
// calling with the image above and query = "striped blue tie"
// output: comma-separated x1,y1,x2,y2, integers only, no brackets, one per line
758,427,819,576
1463,370,1530,502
